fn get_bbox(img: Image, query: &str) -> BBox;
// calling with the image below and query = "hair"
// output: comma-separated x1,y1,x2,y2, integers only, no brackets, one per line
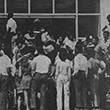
103,31,110,39
75,40,83,54
8,12,13,18
103,30,110,35
59,48,68,61
107,14,110,22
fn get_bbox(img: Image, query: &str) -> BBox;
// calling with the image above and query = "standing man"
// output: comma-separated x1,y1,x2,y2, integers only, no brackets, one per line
30,47,51,110
4,12,17,58
0,49,13,110
72,43,88,110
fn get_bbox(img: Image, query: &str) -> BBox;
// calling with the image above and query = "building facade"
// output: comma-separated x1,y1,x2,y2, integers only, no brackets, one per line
0,0,109,40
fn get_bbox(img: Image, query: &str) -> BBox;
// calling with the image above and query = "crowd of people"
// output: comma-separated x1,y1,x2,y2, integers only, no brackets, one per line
0,12,110,110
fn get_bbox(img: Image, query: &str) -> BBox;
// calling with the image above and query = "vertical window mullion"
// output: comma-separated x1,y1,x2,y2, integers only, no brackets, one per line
28,0,30,14
4,0,7,14
53,0,55,14
76,0,78,41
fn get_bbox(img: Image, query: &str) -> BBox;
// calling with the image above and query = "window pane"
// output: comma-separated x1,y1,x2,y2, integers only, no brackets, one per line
0,18,7,34
78,16,100,37
16,18,34,33
31,0,52,13
7,0,28,13
51,19,75,39
78,0,100,13
55,0,75,13
0,0,4,13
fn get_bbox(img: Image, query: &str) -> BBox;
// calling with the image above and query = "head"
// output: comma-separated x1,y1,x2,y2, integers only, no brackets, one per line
59,48,67,62
103,31,110,42
68,34,73,41
21,56,28,67
107,15,110,23
75,41,83,54
8,12,13,19
29,53,34,60
58,37,63,45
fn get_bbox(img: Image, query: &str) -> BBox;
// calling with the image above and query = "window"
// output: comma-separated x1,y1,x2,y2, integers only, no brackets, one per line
51,19,75,39
0,18,7,34
31,0,52,13
0,0,101,40
78,0,100,39
78,16,100,37
55,0,75,13
78,0,100,13
7,0,28,13
0,0,4,13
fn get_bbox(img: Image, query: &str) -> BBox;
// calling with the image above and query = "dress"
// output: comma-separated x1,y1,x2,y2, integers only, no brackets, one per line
21,64,31,90
20,57,32,90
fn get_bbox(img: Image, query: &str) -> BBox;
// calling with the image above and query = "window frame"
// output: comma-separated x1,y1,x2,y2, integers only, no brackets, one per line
0,0,101,40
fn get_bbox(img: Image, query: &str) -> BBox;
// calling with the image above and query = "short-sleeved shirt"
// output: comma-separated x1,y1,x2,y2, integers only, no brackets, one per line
32,54,51,74
6,18,17,33
74,53,88,74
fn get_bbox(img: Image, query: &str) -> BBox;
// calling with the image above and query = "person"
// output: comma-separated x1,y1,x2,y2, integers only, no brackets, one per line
6,12,17,34
94,31,110,73
4,12,17,58
87,48,106,109
55,48,71,110
30,47,52,110
18,54,32,110
102,14,110,32
63,34,76,54
0,49,13,110
72,43,88,110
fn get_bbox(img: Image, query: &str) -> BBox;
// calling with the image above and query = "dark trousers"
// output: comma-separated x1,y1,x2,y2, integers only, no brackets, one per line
46,77,56,110
74,70,87,109
30,73,49,110
99,73,108,109
0,75,9,110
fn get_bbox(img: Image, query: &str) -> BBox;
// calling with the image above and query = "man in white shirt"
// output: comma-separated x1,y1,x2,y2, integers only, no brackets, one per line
73,44,88,110
0,50,13,110
4,12,17,58
30,47,51,110
6,12,17,34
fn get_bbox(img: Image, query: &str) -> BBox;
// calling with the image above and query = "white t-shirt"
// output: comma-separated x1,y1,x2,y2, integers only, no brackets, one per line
6,18,17,33
32,54,51,74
